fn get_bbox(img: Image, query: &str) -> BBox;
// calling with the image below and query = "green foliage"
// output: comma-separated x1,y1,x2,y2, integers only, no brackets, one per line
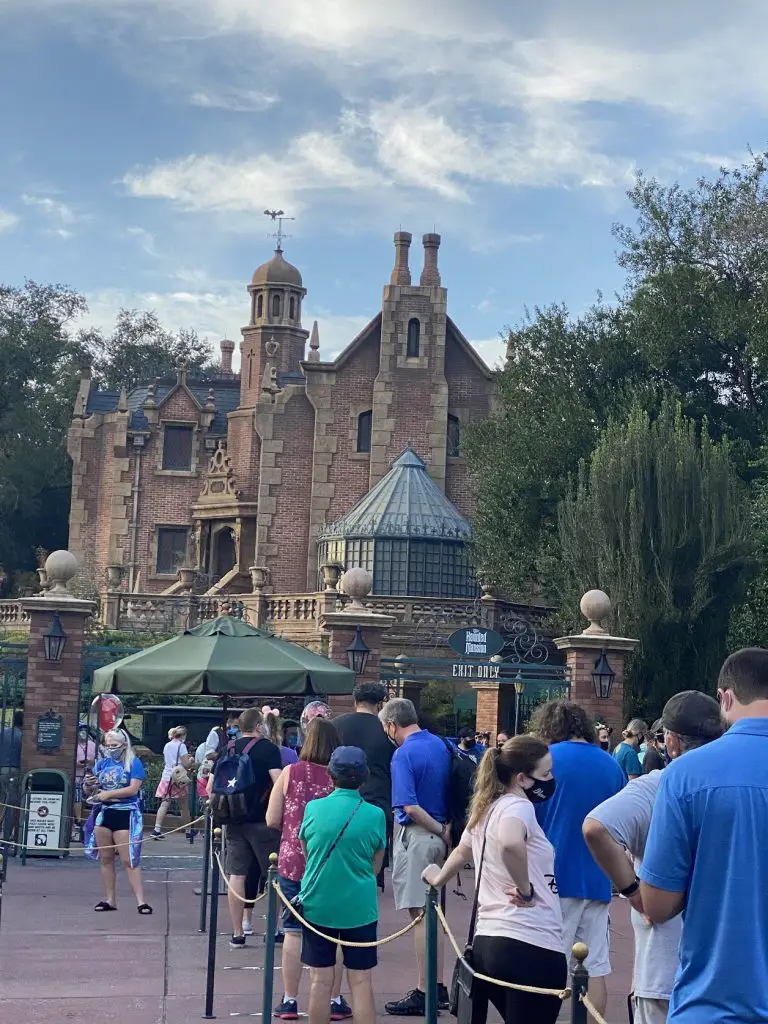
729,470,768,649
553,396,756,714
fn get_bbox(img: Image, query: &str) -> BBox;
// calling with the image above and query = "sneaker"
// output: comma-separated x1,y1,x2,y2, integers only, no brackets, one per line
150,829,165,841
274,998,299,1020
275,932,285,945
330,995,353,1020
242,919,254,936
229,935,246,949
385,990,425,1017
437,985,450,1011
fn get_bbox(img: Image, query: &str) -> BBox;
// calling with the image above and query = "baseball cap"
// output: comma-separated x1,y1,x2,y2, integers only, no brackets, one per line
458,726,475,741
328,746,368,784
661,690,724,740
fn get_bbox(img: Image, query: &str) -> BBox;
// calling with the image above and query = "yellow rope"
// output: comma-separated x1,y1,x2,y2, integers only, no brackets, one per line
214,851,266,905
435,903,570,1000
273,880,423,948
581,993,609,1024
0,813,205,854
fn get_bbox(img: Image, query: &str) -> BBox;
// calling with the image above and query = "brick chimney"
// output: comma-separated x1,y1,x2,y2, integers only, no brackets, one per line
219,338,235,375
420,233,441,287
390,231,412,285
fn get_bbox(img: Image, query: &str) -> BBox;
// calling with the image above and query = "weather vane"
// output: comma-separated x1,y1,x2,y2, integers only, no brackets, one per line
264,209,295,251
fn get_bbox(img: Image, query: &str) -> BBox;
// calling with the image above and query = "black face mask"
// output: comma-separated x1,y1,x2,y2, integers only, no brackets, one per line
524,776,557,804
599,740,610,751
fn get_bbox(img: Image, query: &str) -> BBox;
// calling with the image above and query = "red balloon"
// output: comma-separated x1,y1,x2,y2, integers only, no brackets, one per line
94,694,123,732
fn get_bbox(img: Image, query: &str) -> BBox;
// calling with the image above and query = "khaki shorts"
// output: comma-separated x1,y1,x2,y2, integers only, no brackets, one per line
634,997,670,1024
560,897,611,977
392,823,446,912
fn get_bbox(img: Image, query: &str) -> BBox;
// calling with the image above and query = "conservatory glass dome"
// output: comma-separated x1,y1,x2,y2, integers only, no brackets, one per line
317,449,476,598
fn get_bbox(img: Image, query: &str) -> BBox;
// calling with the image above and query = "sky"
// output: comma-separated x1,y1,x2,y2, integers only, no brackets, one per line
0,0,763,369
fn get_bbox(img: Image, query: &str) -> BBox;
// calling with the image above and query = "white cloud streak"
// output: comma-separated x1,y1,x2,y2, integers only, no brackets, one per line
0,210,20,233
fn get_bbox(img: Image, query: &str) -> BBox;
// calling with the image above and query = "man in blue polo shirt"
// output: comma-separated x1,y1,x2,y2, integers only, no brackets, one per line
641,647,768,1022
379,698,451,1017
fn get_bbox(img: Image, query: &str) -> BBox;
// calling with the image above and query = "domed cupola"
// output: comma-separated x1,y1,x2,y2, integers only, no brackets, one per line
248,246,306,328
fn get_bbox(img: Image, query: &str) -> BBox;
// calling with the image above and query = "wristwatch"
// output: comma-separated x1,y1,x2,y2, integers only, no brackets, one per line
620,878,640,898
518,885,535,903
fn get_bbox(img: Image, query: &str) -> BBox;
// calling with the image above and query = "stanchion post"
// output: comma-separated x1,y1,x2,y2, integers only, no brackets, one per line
19,779,31,868
202,826,222,1019
199,811,212,933
261,854,279,1024
424,886,439,1024
570,942,589,1024
0,848,6,932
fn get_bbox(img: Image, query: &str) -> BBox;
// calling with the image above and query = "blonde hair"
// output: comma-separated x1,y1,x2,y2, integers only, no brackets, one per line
168,726,187,740
104,728,135,769
263,711,280,744
466,735,549,831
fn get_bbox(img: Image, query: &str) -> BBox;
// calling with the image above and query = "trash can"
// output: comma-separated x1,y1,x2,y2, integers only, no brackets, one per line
20,769,71,859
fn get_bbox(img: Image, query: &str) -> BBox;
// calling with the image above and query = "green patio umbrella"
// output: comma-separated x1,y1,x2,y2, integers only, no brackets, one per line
92,615,356,696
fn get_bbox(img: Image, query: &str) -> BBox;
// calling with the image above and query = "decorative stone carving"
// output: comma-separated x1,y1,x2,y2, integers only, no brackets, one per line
320,562,343,592
250,565,270,592
198,443,242,503
106,564,124,590
44,550,78,599
580,589,611,635
178,567,195,591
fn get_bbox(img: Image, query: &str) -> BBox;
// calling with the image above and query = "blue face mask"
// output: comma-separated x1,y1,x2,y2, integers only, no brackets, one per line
285,734,300,749
227,726,240,738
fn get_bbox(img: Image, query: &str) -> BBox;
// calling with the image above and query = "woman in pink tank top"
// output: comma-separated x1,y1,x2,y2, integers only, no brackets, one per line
267,718,344,1020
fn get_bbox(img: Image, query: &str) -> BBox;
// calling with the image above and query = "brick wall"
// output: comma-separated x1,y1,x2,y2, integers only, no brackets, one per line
444,325,493,521
564,646,628,738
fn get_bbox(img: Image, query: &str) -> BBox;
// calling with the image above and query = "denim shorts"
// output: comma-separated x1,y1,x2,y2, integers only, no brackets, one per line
277,875,302,932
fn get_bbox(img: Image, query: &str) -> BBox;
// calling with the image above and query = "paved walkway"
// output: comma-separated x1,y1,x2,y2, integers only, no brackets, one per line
0,832,634,1023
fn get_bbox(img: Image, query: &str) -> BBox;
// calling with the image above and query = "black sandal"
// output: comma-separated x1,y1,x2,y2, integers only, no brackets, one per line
94,901,117,912
137,903,153,915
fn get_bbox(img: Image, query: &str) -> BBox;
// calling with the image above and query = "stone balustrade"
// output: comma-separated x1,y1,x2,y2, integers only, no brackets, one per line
0,600,31,628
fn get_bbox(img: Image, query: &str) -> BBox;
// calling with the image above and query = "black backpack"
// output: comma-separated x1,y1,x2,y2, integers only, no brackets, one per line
442,738,479,847
209,738,258,824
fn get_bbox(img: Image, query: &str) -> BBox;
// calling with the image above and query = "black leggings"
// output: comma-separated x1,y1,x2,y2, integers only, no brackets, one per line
470,935,567,1024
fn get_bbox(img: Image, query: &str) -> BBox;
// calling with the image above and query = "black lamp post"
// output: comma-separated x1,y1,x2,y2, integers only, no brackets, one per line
42,611,67,663
346,624,370,676
513,671,526,735
592,649,615,699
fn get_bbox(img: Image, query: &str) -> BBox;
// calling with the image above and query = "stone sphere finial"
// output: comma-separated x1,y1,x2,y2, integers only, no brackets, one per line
339,567,373,611
580,589,611,635
44,550,78,598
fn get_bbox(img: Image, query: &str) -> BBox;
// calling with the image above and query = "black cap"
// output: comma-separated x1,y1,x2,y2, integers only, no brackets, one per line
661,690,724,741
458,726,475,741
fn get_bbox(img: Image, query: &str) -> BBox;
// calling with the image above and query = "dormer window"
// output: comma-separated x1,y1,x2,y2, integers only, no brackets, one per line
406,318,420,358
162,425,194,471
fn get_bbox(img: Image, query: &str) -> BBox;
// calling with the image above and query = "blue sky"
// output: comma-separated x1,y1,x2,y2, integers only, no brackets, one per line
0,0,763,368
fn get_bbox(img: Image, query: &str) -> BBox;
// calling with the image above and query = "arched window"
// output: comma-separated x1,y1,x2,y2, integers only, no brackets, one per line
289,296,296,320
406,318,420,358
357,410,373,453
272,293,281,318
256,293,263,318
447,414,460,457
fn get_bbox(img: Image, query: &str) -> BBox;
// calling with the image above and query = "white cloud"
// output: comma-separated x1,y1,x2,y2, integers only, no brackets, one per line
126,226,159,257
0,209,20,233
189,87,277,112
469,336,507,370
21,193,78,224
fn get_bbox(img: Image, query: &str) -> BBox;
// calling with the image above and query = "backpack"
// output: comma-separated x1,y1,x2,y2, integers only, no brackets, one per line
209,738,259,824
442,738,479,847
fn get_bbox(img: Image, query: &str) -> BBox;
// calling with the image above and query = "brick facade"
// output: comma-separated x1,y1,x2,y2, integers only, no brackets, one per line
67,233,495,597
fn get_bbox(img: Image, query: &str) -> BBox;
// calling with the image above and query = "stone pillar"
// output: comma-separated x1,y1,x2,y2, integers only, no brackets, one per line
19,552,96,778
320,568,394,717
553,590,639,738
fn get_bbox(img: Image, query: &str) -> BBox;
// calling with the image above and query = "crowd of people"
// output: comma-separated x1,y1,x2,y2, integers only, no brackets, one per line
72,643,768,1023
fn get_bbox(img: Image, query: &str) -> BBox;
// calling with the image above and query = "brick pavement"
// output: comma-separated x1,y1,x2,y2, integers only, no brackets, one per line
0,833,634,1024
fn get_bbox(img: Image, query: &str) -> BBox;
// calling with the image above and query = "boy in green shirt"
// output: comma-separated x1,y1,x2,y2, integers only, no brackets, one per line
299,746,386,1024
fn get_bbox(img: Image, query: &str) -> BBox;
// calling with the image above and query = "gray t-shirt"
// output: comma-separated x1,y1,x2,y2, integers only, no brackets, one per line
588,771,682,1000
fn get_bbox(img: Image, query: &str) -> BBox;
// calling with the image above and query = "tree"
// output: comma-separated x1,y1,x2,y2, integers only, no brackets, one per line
0,282,86,590
80,309,215,391
554,396,756,713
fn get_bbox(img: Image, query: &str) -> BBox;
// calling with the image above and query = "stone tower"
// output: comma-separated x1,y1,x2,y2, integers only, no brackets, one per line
370,232,450,489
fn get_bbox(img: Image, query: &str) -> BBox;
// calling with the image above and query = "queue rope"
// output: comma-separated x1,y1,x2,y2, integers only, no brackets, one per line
273,880,424,947
581,993,609,1024
435,903,571,1001
213,851,266,904
0,813,205,854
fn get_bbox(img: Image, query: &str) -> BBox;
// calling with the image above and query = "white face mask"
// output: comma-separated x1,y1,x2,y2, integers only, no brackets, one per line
104,745,125,759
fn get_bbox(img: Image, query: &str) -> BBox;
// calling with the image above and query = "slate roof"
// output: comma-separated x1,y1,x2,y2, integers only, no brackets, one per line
84,375,244,433
319,449,472,540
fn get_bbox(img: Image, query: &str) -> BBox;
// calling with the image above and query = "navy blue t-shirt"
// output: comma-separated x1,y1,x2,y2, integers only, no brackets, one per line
536,740,625,901
391,730,451,827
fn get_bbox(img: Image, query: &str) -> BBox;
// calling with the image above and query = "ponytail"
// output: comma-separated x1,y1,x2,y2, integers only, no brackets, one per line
466,735,549,831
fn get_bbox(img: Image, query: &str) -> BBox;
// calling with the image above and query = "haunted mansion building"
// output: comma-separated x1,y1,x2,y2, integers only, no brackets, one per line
66,232,496,601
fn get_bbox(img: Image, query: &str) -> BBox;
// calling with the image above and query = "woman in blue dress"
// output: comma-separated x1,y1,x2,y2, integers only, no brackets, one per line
83,729,152,914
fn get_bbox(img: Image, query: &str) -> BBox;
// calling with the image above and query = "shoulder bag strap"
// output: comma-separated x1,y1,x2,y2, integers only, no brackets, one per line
466,803,500,945
300,799,364,900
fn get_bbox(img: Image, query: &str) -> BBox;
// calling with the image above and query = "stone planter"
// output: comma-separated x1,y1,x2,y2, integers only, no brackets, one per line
249,565,270,592
106,564,124,590
36,568,49,591
320,562,343,592
178,567,196,591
